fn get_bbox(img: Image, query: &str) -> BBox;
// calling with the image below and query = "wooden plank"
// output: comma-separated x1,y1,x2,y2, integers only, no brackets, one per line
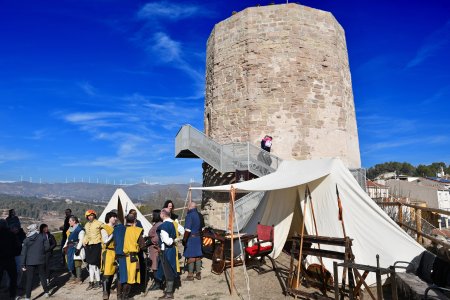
302,248,346,260
287,288,334,300
337,263,391,274
290,235,349,246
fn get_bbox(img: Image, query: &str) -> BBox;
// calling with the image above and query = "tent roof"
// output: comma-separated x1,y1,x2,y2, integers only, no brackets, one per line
190,158,335,192
99,188,152,236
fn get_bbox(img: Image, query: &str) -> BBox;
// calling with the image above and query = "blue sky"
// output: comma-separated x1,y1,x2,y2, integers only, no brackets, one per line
0,0,449,184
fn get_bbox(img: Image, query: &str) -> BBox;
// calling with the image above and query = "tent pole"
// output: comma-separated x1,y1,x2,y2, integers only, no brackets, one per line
295,187,309,289
180,186,191,223
229,186,236,295
307,185,326,281
336,184,350,299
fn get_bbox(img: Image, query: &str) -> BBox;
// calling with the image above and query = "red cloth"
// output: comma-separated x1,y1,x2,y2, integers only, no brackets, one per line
245,244,272,256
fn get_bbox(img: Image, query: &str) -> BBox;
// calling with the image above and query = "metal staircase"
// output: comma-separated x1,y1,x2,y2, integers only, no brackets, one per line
175,124,367,231
175,124,282,177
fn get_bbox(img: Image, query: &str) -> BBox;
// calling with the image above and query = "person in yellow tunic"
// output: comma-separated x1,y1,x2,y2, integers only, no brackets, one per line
83,209,104,290
101,211,117,300
123,213,145,299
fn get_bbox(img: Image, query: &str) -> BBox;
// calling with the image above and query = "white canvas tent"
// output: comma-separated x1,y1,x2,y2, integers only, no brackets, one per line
99,188,152,236
191,158,424,285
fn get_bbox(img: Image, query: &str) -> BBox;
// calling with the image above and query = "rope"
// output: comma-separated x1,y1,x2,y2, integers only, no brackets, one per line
233,198,251,300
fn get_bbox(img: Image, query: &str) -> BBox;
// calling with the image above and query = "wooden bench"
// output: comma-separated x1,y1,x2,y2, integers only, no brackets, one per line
393,251,450,299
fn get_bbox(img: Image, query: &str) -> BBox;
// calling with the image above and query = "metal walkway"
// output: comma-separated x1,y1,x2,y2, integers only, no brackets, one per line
175,124,282,177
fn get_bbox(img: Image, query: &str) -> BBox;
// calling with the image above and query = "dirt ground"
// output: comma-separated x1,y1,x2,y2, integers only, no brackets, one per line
1,248,398,300
1,249,289,300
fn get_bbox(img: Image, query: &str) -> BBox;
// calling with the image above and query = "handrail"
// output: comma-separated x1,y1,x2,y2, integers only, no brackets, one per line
376,201,450,216
175,124,282,177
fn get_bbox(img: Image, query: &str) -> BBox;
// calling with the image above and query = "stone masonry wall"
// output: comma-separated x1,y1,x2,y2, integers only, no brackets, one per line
203,3,361,228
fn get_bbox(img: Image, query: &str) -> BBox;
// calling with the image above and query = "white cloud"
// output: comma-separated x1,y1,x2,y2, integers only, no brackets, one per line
0,148,31,164
64,112,127,125
362,135,448,154
138,1,203,21
78,82,98,96
358,114,416,137
406,19,450,68
151,32,181,62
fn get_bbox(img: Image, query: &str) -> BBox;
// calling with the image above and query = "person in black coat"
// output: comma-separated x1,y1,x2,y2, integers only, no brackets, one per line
59,208,72,265
40,224,56,283
0,219,20,300
6,209,21,229
10,223,26,287
21,224,50,299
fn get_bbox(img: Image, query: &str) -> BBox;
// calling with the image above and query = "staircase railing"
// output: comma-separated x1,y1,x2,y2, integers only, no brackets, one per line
175,124,282,176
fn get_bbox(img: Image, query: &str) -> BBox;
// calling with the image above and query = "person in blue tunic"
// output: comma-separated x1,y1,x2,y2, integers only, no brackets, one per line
63,216,85,283
182,202,204,281
155,208,180,299
113,217,127,299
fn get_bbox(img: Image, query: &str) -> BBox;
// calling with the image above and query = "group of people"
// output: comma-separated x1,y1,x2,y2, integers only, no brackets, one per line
60,200,204,300
1,200,204,300
0,209,56,300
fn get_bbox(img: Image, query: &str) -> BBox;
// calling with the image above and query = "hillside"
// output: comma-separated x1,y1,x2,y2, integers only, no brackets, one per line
0,181,202,202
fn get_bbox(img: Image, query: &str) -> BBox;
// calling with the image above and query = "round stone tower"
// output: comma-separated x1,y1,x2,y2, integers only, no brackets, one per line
205,3,360,167
203,3,361,228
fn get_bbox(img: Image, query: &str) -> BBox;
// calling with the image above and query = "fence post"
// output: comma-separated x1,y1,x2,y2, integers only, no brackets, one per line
398,203,403,228
415,207,423,244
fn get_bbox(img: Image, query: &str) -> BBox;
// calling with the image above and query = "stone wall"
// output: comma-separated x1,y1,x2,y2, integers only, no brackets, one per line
203,3,361,228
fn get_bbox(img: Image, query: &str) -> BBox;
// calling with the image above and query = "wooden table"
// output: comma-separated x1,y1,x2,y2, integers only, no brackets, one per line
203,229,256,274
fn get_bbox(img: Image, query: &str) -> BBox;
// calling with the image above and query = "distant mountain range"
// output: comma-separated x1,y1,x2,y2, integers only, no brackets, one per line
0,181,202,203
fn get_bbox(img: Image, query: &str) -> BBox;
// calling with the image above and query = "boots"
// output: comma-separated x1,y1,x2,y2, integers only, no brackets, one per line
86,281,95,291
102,276,111,300
158,281,174,299
75,266,82,283
122,284,131,300
195,272,201,280
184,262,195,281
195,259,202,280
148,279,162,291
116,282,122,300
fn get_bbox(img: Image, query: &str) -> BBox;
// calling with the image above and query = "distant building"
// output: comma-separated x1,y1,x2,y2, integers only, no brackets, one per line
366,181,389,200
374,172,397,181
386,178,450,209
386,178,450,227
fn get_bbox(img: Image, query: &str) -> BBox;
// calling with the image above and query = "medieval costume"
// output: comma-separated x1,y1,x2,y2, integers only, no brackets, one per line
183,207,203,280
147,209,163,291
122,221,144,299
113,223,127,298
101,223,115,300
156,219,179,299
83,209,104,290
64,221,85,282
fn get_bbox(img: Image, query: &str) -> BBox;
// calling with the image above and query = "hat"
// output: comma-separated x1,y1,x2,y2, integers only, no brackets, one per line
85,209,97,218
27,224,38,232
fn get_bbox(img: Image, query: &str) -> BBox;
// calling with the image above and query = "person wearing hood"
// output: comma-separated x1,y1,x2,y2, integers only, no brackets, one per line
63,216,85,283
6,209,21,229
21,223,50,299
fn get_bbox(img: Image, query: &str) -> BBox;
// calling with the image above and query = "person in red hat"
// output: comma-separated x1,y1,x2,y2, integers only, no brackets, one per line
83,209,104,290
